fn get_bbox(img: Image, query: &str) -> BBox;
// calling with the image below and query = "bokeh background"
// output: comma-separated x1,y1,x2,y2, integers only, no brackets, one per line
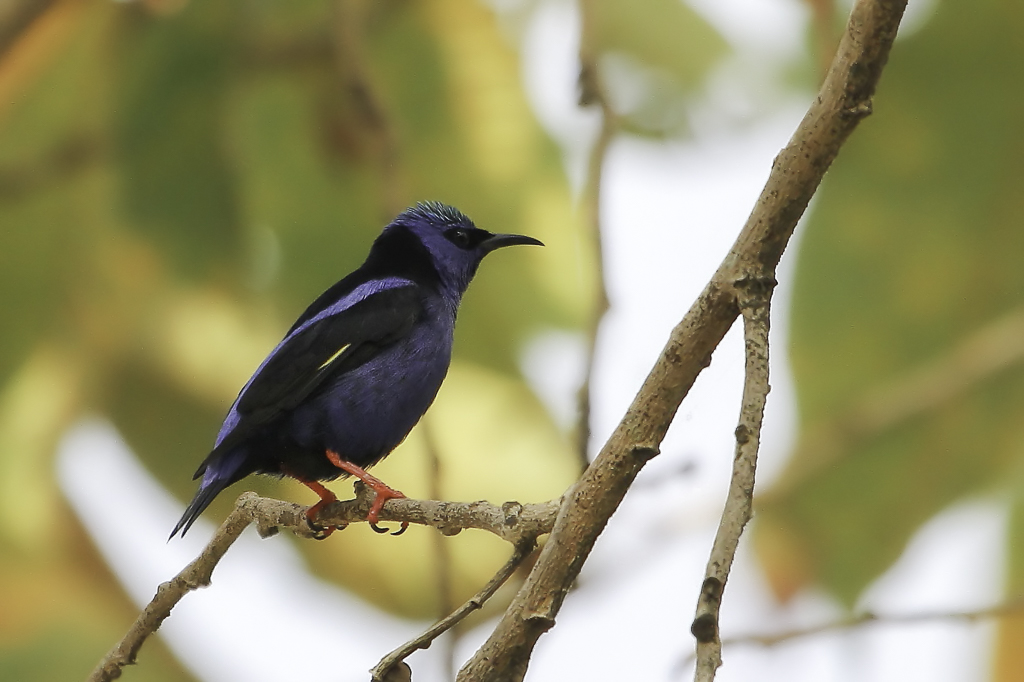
2,0,1024,680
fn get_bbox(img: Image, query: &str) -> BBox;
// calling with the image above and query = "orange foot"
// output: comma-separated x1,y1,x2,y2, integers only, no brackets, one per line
293,476,340,539
326,450,409,536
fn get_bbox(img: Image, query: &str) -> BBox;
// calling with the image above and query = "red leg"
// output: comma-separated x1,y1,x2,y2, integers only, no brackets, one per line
288,471,340,538
326,450,408,534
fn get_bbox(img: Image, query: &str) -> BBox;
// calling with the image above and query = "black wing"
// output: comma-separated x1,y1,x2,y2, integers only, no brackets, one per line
213,285,424,456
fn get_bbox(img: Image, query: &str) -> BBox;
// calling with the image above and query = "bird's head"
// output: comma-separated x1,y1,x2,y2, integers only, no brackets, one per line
383,202,543,297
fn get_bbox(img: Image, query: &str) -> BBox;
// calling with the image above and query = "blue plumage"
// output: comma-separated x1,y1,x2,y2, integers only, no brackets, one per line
171,202,542,538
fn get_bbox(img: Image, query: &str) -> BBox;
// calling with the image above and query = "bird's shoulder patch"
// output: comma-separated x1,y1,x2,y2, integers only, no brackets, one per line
233,284,425,421
288,274,415,335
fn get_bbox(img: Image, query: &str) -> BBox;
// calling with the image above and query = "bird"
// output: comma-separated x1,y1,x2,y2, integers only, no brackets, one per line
170,202,543,538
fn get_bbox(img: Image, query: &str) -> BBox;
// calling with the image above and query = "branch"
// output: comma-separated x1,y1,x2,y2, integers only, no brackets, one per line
317,482,560,545
87,493,310,682
457,1,907,679
370,540,538,682
88,490,558,682
691,282,773,681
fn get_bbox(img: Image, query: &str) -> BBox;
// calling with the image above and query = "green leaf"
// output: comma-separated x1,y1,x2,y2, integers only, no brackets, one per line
756,0,1024,607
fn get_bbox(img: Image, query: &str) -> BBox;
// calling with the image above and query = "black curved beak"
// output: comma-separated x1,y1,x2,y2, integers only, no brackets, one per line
480,233,545,253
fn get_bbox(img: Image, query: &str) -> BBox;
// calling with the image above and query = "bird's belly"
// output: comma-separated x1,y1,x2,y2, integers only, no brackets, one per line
288,328,452,476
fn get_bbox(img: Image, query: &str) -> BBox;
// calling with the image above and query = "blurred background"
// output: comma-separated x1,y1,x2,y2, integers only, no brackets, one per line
1,0,1023,680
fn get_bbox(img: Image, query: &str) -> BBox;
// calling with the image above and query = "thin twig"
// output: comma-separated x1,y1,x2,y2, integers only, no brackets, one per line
86,493,314,682
691,281,773,682
456,1,907,679
573,0,617,470
423,418,458,680
677,597,1024,672
88,491,558,682
332,0,404,217
371,540,538,682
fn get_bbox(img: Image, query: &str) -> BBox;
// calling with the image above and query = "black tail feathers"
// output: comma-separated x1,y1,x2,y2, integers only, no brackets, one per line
169,481,226,540
169,448,250,539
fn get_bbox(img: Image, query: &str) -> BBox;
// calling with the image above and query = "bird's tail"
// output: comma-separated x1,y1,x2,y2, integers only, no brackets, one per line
169,447,250,540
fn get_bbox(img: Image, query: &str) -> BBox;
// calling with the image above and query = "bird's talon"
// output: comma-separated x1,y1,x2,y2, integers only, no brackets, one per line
370,522,390,534
305,517,335,540
391,522,409,536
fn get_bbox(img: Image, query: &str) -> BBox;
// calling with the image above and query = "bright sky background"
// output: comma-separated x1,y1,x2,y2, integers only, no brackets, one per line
59,1,1005,680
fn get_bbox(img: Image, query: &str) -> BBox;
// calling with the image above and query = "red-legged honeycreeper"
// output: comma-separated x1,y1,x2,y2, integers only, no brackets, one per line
170,202,543,538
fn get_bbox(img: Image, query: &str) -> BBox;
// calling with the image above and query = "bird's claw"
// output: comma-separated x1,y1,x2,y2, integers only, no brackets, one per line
297,475,342,539
363,484,407,536
369,521,409,536
323,450,408,536
305,518,335,540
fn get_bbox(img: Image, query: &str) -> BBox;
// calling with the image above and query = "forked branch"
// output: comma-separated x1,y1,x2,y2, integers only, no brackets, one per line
87,490,558,682
691,282,773,681
678,596,1024,672
371,540,539,681
457,1,908,680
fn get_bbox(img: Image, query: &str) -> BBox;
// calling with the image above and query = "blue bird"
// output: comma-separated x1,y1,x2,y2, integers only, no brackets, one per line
171,202,542,538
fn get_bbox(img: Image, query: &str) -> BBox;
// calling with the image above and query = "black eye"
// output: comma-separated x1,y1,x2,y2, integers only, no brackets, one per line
446,228,473,249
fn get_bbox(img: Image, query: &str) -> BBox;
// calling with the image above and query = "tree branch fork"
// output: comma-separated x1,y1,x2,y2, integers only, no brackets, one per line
87,487,559,682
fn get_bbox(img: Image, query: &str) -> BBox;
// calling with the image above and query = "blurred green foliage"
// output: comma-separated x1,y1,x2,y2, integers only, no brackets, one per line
588,0,726,134
0,0,725,677
756,1,1024,678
